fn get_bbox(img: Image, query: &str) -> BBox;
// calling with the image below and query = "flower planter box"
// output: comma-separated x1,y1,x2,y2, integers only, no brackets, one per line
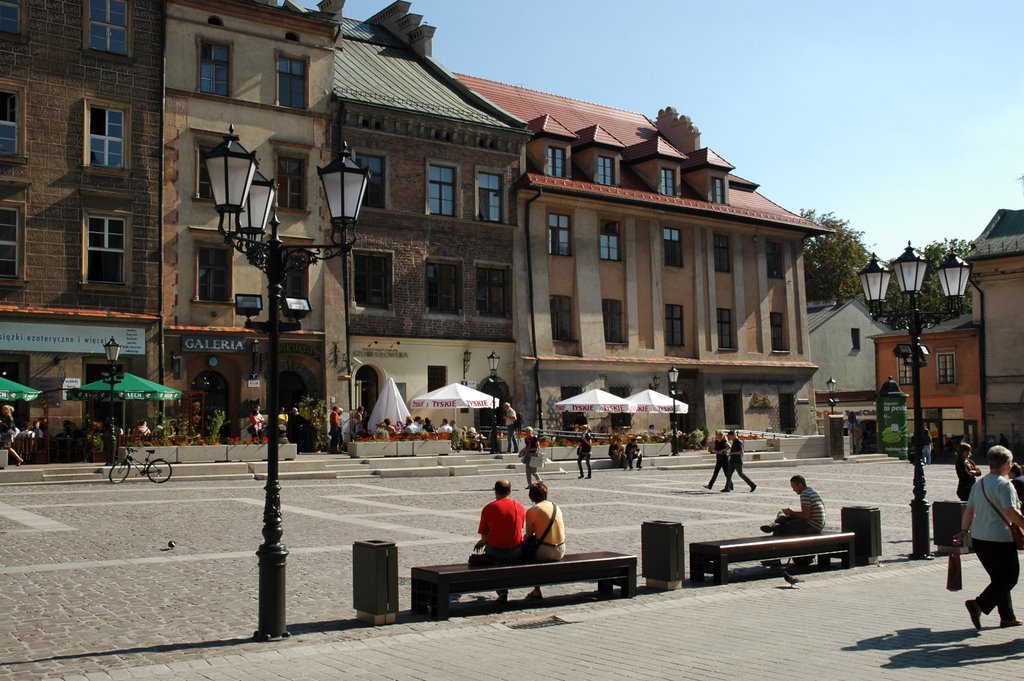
177,445,228,463
349,441,395,458
394,441,414,457
641,442,672,458
413,440,452,456
119,445,178,463
742,439,769,452
226,444,268,461
544,446,578,461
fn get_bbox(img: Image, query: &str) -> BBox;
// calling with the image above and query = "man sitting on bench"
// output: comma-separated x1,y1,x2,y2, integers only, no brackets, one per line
473,479,526,603
761,475,826,536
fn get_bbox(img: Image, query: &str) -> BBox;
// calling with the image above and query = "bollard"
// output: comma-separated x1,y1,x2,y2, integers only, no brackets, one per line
933,501,970,554
353,540,398,625
840,506,882,565
641,521,684,590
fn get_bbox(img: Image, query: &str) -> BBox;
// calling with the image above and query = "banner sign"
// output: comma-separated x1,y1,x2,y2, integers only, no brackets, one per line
0,322,145,355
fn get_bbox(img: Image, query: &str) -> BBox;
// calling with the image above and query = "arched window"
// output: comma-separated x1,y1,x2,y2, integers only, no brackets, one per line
285,32,299,41
192,370,228,436
207,16,223,26
278,371,306,411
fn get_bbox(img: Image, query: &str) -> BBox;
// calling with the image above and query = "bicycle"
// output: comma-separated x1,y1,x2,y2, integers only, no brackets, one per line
108,446,173,484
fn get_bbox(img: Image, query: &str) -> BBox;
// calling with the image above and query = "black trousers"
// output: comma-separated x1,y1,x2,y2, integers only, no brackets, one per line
973,538,1019,620
577,451,592,477
724,456,755,490
707,454,729,487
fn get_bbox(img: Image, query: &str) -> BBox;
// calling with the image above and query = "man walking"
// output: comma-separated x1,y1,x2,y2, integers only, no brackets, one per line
503,403,519,454
723,430,756,493
473,479,525,603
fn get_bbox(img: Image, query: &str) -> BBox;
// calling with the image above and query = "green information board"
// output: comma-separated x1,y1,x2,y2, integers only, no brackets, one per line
876,378,908,459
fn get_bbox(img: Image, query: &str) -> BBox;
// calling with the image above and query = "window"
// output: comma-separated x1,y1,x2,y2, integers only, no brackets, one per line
353,253,390,308
89,106,124,168
770,312,786,351
0,0,19,34
897,357,912,386
196,247,228,301
196,145,214,199
716,308,733,348
476,266,508,316
766,241,783,279
548,213,570,256
608,385,633,430
713,233,730,272
659,167,676,196
0,90,16,155
199,42,229,96
711,177,725,204
477,171,501,222
546,146,565,178
602,299,623,343
277,157,305,210
0,207,18,278
665,304,683,346
663,227,682,267
599,221,620,261
937,353,956,384
355,154,385,209
596,156,614,185
277,56,306,109
723,393,743,427
428,164,455,216
550,295,572,341
427,365,447,392
88,0,127,54
851,328,861,350
426,261,460,313
283,269,305,299
560,385,582,429
86,215,125,284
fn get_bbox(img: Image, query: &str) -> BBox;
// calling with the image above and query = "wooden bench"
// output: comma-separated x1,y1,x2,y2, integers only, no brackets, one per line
411,551,637,620
689,531,855,585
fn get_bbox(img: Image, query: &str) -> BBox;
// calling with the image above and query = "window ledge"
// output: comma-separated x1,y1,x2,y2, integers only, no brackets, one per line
770,349,791,355
424,310,463,320
80,280,126,290
81,165,131,178
0,277,27,288
82,47,133,62
192,298,232,305
0,154,28,165
352,306,395,317
276,206,309,216
718,346,738,352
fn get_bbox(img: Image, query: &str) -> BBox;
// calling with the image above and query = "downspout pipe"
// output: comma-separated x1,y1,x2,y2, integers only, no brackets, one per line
157,0,168,389
972,276,986,443
524,189,543,427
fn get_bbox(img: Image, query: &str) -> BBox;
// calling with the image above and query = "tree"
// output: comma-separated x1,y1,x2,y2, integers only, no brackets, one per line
800,210,871,303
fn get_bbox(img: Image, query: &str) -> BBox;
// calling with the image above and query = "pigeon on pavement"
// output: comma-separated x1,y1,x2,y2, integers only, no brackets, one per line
782,570,802,588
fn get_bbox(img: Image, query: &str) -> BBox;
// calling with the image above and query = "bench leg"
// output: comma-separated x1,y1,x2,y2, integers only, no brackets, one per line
598,579,614,594
433,584,451,620
623,563,637,598
689,554,706,582
411,579,429,614
714,558,728,586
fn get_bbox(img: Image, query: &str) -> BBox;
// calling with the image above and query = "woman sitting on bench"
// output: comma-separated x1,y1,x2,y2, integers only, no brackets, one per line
523,482,566,600
761,475,826,536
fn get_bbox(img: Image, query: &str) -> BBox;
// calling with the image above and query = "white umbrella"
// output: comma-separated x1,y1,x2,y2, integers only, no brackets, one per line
367,377,411,431
625,388,689,414
409,382,498,410
554,388,637,413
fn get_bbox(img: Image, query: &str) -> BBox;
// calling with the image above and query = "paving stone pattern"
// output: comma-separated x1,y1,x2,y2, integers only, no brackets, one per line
0,462,1015,679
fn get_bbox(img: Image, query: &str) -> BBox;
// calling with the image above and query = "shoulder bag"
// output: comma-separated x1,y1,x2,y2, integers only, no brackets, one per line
980,478,1024,550
521,503,558,562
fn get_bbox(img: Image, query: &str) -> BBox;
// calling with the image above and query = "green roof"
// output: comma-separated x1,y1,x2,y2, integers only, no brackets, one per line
969,209,1024,259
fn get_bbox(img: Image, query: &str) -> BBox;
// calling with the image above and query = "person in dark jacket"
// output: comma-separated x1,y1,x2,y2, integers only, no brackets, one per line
722,430,756,493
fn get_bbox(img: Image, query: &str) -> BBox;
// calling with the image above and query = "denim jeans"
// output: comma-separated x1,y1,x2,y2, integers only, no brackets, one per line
506,425,519,453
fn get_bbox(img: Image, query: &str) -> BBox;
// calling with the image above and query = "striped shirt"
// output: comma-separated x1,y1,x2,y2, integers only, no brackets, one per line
801,487,826,532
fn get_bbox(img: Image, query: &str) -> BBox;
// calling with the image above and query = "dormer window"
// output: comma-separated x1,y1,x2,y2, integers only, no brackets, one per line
596,156,614,185
546,146,566,178
711,176,725,204
659,167,676,196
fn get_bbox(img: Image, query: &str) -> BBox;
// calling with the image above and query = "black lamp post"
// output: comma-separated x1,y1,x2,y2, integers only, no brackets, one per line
826,376,838,415
204,126,368,640
858,242,971,560
463,349,471,380
668,366,680,455
103,337,121,467
487,351,500,453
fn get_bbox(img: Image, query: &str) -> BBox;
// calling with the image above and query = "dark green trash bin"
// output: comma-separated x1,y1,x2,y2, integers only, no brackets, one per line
641,521,684,590
841,506,881,565
933,501,970,555
353,540,398,625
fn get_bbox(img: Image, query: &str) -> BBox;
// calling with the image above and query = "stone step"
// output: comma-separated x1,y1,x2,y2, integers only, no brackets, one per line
255,471,339,481
376,466,450,478
247,461,329,475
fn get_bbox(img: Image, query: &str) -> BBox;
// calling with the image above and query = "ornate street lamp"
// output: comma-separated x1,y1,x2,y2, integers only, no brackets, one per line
858,242,971,560
204,126,368,640
649,375,660,390
103,337,121,467
487,351,500,453
826,376,838,415
668,366,680,455
462,349,472,380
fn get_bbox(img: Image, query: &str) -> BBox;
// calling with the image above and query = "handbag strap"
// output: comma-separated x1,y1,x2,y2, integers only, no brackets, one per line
537,503,558,544
980,478,1015,529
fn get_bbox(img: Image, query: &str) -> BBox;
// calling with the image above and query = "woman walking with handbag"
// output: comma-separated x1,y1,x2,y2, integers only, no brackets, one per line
521,427,544,488
954,446,1024,629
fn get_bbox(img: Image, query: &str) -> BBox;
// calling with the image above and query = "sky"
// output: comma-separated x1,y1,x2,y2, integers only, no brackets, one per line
308,0,1024,258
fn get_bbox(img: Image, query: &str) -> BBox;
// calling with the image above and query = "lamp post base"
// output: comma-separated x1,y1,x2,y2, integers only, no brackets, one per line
255,542,290,640
909,498,933,560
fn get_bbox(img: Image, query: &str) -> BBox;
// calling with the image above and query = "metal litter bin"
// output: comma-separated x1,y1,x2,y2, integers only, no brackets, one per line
933,501,970,554
841,506,882,565
353,540,398,625
641,521,684,590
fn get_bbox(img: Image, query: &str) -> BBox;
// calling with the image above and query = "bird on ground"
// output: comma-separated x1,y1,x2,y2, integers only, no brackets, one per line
161,541,177,552
782,570,802,588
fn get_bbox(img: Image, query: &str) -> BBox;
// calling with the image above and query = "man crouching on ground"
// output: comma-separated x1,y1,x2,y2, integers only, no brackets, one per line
474,479,525,603
761,475,826,536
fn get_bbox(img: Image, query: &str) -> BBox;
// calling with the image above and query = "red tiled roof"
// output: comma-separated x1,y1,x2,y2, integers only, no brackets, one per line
572,124,626,149
680,147,735,171
526,114,577,140
623,136,687,161
0,304,160,322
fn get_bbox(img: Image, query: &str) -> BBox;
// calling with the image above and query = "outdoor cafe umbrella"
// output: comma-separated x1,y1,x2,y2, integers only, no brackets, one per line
624,388,688,414
409,382,498,410
0,376,41,402
67,372,182,401
366,377,411,431
554,388,637,413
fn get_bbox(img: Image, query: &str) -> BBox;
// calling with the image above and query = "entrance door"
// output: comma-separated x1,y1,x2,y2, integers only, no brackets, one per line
191,370,228,436
779,393,796,434
355,366,379,413
278,371,306,410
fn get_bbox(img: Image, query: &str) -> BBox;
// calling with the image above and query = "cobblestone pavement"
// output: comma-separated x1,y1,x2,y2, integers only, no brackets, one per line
1,460,1015,680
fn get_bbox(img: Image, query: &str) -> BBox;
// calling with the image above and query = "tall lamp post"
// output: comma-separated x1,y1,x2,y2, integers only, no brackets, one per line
487,351,500,453
858,242,971,560
103,337,121,466
205,126,368,640
668,366,680,455
826,376,838,415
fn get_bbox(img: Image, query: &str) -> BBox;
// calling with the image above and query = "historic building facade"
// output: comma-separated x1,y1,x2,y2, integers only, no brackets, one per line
0,0,163,430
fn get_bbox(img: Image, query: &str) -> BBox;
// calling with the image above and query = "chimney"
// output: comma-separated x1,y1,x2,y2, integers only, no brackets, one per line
367,2,414,35
317,0,345,18
408,24,435,58
656,107,701,153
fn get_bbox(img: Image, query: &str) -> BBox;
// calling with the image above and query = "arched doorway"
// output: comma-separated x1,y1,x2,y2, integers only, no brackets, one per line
278,371,307,410
355,365,379,414
476,376,509,430
192,370,228,437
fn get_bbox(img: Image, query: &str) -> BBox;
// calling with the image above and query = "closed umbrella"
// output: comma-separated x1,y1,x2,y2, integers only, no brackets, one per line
366,377,411,431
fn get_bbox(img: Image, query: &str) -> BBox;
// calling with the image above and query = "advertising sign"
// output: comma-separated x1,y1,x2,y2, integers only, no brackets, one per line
877,390,908,458
0,322,145,355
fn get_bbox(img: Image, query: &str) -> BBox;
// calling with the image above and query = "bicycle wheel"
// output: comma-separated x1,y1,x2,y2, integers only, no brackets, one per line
146,458,172,483
108,460,131,484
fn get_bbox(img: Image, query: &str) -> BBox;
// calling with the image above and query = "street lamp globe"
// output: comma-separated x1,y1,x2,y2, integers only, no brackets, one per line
857,254,892,304
238,170,276,238
892,242,928,294
317,145,370,235
103,337,121,362
203,126,258,216
937,250,972,301
487,351,499,376
667,366,679,385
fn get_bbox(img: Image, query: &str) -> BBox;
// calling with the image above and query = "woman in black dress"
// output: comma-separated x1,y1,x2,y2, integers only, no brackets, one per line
956,442,982,501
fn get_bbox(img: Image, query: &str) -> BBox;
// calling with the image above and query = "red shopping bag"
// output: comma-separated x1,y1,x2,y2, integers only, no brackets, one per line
946,552,962,592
